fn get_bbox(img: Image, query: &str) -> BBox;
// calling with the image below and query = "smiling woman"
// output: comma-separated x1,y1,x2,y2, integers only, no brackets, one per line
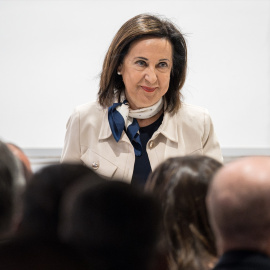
61,14,223,186
118,37,172,126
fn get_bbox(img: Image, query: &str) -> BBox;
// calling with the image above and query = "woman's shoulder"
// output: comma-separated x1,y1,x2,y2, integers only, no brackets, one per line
71,101,107,120
67,101,108,127
162,103,216,136
162,102,212,135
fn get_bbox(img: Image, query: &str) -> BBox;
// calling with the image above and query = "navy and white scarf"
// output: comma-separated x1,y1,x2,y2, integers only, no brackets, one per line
108,92,164,156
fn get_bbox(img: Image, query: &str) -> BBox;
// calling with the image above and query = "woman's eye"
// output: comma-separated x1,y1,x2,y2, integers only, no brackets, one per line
135,60,146,67
158,62,168,68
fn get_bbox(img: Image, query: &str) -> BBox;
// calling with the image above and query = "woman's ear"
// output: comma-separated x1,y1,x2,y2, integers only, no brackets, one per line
117,64,122,75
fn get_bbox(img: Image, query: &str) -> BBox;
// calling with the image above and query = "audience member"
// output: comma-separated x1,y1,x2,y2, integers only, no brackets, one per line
0,163,104,269
207,156,270,270
0,140,25,239
145,155,222,270
18,163,105,239
6,142,33,183
59,180,163,270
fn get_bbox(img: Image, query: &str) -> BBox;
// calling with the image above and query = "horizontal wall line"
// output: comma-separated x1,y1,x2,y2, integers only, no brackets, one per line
23,147,270,158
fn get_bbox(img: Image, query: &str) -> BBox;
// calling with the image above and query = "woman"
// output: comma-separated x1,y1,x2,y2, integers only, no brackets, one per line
61,14,223,185
145,155,222,270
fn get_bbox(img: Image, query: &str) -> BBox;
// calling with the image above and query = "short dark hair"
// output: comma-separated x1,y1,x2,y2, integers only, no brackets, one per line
19,163,104,238
98,14,187,113
60,180,162,270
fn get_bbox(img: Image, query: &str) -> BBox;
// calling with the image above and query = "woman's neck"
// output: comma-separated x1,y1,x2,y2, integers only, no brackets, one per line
137,109,163,128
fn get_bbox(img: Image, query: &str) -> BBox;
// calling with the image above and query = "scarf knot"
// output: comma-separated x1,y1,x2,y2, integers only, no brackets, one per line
108,93,163,157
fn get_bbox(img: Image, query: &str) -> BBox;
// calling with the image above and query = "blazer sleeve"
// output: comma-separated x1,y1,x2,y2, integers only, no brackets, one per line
60,109,82,163
202,111,223,163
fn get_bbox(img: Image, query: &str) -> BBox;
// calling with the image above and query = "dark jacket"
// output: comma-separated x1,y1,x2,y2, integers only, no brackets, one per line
213,250,270,270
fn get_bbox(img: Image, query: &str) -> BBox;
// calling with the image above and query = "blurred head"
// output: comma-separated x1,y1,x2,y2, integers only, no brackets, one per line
19,163,104,239
207,156,270,256
0,140,25,237
98,13,187,113
6,143,32,183
146,155,222,269
60,180,162,270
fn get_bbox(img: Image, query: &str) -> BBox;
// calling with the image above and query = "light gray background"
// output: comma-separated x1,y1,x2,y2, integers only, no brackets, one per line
1,0,270,159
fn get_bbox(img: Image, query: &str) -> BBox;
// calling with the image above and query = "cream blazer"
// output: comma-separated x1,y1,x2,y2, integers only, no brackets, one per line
61,101,223,182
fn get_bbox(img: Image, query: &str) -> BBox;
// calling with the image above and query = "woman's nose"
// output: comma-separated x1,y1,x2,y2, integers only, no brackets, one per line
144,67,157,84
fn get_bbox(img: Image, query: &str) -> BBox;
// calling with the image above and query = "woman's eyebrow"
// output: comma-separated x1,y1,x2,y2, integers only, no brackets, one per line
134,57,170,62
134,57,148,61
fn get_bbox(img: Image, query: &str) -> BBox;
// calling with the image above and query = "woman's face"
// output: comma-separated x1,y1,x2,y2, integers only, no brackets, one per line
118,37,173,110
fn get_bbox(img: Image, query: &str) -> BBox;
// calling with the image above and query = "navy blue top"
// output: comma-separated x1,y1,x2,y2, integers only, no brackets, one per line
131,113,164,187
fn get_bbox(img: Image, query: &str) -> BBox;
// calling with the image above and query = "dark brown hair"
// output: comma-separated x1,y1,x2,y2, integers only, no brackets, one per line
98,14,187,113
145,155,222,270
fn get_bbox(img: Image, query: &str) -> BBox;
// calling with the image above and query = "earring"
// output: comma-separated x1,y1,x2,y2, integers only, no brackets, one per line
117,71,121,75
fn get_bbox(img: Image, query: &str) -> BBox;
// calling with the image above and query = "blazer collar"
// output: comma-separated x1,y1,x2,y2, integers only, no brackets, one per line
98,109,130,143
156,110,179,143
98,107,179,143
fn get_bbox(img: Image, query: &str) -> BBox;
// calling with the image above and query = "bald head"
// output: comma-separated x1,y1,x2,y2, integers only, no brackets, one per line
207,156,270,255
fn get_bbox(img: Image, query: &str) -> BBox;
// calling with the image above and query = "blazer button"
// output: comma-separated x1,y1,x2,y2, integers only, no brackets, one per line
92,161,99,170
149,141,154,148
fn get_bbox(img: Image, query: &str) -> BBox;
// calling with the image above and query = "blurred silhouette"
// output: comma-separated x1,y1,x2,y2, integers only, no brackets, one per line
18,163,105,239
0,140,25,239
146,155,222,270
0,163,103,269
6,143,32,183
207,156,270,270
60,180,163,270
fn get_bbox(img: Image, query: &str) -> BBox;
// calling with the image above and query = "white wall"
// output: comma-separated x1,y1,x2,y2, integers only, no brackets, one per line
0,0,270,151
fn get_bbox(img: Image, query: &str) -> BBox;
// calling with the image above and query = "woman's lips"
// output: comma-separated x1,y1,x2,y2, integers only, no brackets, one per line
141,86,157,92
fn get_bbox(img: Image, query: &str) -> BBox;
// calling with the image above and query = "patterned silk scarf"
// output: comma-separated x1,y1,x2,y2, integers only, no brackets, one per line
108,92,164,156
